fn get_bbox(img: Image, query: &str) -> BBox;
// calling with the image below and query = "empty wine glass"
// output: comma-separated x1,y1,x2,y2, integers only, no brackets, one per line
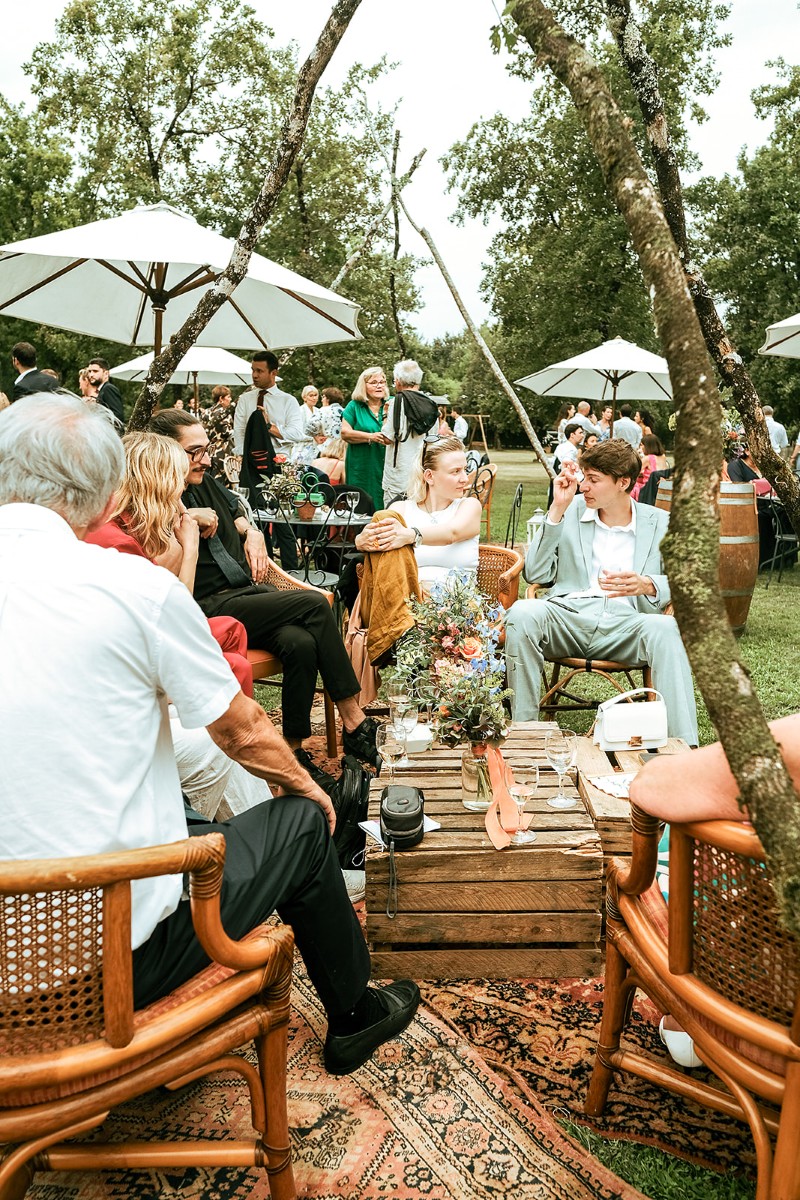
344,490,360,514
545,730,579,809
505,761,539,845
376,725,407,782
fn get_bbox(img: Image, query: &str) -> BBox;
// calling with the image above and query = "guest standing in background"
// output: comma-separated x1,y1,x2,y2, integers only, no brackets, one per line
340,367,391,510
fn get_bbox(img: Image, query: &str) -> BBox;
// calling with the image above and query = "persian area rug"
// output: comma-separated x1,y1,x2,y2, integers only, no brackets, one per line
421,977,757,1178
26,964,643,1200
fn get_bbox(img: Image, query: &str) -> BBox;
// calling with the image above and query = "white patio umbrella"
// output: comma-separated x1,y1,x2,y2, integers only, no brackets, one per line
516,336,673,432
758,312,800,359
0,201,362,354
111,345,255,407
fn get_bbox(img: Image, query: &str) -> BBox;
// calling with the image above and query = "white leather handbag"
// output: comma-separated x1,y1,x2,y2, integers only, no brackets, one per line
593,687,668,752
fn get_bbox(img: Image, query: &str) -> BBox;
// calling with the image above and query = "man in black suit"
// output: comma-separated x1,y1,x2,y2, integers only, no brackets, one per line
11,342,60,401
86,357,125,426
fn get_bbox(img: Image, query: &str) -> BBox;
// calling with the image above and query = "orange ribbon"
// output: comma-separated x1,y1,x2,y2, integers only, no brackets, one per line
483,745,533,850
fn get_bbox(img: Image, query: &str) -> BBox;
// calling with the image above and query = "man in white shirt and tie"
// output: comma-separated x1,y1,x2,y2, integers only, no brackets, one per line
233,351,304,457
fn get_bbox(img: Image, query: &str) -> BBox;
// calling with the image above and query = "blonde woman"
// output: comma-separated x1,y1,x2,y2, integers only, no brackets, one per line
84,431,252,695
355,436,481,587
340,366,391,507
315,435,347,485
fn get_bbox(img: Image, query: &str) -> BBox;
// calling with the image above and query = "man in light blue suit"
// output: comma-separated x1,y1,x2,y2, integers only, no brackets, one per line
505,439,698,745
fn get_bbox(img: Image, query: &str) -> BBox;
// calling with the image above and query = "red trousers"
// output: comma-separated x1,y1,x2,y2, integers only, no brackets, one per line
207,616,253,697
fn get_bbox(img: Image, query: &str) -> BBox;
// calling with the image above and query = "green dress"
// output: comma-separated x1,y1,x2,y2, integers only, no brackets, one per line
342,399,386,509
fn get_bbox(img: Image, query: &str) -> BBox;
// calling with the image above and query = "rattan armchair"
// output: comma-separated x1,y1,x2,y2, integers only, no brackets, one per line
586,806,800,1200
246,552,338,757
0,835,296,1200
477,542,524,611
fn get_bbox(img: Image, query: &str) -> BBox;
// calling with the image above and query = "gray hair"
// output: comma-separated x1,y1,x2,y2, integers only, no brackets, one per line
393,359,423,387
762,405,774,416
0,393,123,527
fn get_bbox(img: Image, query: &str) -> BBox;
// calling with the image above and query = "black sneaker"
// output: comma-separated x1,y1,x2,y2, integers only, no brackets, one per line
342,716,379,767
294,748,338,796
323,980,420,1075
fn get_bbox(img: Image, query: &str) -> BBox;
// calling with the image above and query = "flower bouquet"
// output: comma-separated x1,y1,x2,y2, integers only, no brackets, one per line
381,573,511,810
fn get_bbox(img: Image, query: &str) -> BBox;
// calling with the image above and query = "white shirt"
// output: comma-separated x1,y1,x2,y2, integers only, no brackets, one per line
452,415,468,441
554,439,581,465
0,504,240,949
381,396,439,503
765,416,788,454
579,504,637,607
611,416,642,447
233,385,304,455
392,498,479,585
572,413,600,436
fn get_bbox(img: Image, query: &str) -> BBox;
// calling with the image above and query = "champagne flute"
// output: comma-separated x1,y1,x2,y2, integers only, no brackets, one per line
505,762,539,845
545,730,578,809
376,725,407,782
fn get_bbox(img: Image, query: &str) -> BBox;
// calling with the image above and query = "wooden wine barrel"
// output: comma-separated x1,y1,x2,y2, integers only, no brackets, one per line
655,479,759,636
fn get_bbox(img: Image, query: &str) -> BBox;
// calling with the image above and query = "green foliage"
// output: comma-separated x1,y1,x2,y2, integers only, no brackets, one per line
2,0,425,401
688,58,800,426
442,1,731,413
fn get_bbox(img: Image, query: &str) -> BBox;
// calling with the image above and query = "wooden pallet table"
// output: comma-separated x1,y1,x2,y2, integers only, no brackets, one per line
576,737,691,870
365,721,603,980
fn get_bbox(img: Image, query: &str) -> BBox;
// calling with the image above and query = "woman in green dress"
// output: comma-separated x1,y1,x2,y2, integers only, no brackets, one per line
341,366,391,508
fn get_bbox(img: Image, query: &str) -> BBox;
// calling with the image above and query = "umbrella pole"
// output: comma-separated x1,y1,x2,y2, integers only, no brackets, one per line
610,378,617,435
192,371,199,412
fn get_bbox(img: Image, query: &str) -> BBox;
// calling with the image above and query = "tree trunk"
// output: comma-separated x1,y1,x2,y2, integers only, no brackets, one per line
127,0,363,430
510,0,800,934
388,130,408,358
606,0,800,536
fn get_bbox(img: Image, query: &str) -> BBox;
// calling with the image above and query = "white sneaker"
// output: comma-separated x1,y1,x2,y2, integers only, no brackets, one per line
659,1015,703,1068
342,869,366,903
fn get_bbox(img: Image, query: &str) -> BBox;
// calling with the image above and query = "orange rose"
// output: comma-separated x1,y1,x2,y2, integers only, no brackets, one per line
458,636,483,659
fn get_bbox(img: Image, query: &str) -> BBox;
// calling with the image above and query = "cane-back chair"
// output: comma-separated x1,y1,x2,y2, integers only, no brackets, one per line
523,581,654,714
246,553,338,757
0,835,296,1200
477,542,524,611
586,806,800,1200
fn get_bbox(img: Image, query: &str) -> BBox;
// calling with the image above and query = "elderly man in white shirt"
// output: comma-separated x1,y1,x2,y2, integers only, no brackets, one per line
233,350,304,457
762,405,789,458
504,439,697,745
381,359,439,503
570,400,600,437
0,393,419,1076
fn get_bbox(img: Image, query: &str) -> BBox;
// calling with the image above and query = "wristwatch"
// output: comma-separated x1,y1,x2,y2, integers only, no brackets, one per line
411,526,423,546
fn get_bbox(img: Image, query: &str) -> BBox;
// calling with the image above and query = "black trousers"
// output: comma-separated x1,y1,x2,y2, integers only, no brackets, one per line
132,797,371,1013
201,585,360,740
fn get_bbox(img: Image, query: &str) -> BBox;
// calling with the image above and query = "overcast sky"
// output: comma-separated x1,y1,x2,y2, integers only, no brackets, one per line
2,0,797,338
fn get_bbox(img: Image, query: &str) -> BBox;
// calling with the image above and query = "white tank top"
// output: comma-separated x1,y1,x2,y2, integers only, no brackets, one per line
398,498,479,585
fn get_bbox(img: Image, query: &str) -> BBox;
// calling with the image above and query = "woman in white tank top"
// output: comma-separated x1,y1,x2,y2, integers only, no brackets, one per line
355,436,481,588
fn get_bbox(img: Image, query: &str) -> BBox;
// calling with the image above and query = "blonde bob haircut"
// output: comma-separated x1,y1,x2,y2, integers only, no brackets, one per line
112,431,187,559
406,435,466,504
351,366,387,403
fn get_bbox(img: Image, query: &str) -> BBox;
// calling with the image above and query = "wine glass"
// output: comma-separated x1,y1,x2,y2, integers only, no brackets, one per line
599,561,622,624
376,725,407,782
505,762,539,845
344,490,360,514
545,730,578,809
389,695,419,765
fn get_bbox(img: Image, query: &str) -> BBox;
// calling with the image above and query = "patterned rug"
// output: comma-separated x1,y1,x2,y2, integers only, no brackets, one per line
27,965,642,1200
421,977,757,1178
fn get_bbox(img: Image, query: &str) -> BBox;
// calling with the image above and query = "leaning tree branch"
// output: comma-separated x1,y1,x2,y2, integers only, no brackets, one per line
511,0,800,933
388,129,408,357
360,101,554,476
128,0,363,430
607,0,800,535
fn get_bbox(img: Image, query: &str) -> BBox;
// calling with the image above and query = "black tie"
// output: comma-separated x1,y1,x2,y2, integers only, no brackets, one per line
185,488,251,588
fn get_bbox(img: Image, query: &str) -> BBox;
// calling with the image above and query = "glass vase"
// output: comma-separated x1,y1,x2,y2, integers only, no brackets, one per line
461,742,493,812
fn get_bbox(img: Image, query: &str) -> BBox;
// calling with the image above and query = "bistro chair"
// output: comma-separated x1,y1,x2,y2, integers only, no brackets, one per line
466,463,497,541
503,483,524,549
764,500,799,589
0,835,296,1200
586,805,800,1200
